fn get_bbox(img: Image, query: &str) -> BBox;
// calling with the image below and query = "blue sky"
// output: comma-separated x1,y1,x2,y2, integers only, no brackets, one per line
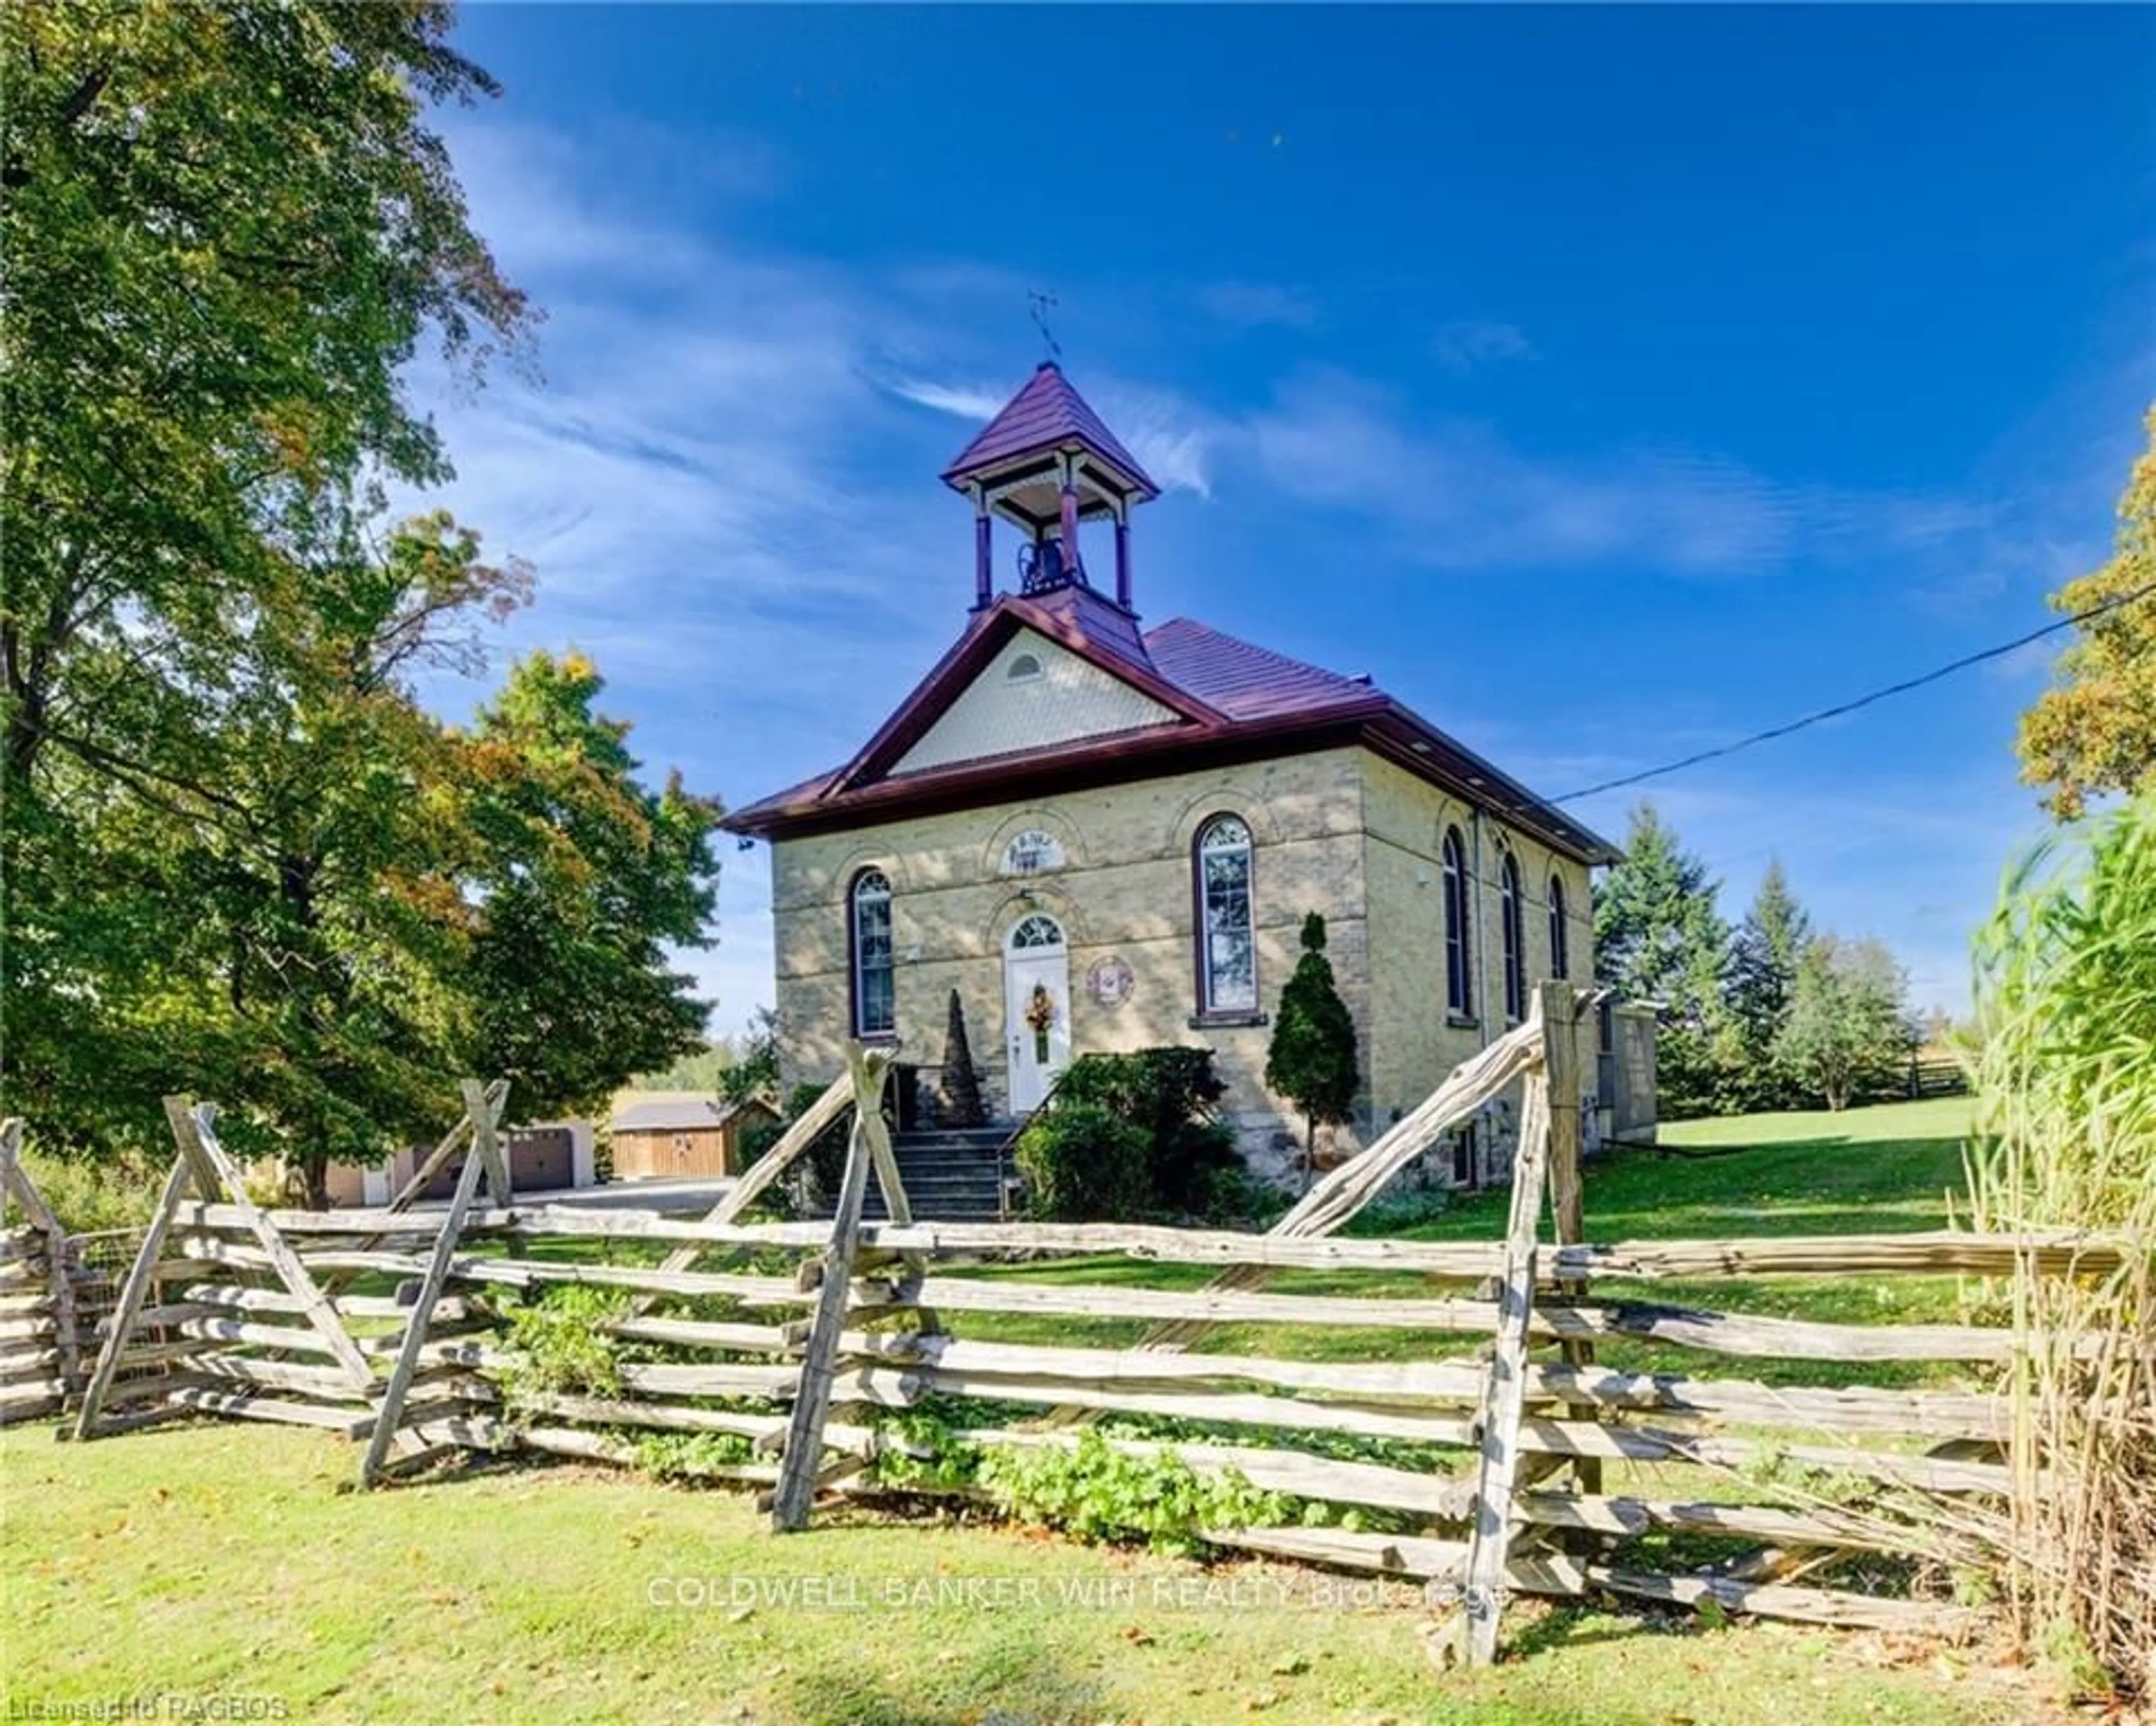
409,4,2155,1032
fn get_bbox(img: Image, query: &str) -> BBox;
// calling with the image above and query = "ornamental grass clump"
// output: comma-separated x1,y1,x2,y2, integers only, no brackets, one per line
1964,791,2156,1701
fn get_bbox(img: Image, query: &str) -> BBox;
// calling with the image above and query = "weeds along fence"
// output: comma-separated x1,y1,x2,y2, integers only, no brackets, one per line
61,989,2137,1667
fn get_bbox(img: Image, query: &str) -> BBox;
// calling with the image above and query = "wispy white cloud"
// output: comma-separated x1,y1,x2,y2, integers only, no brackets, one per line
883,376,1006,420
1197,280,1320,329
873,370,1219,501
406,119,1008,1029
1433,320,1534,372
1234,370,1995,577
1099,386,1218,500
406,108,2092,1036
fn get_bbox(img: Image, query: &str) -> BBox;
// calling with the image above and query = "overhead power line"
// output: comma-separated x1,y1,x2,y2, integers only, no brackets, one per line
1552,576,2156,806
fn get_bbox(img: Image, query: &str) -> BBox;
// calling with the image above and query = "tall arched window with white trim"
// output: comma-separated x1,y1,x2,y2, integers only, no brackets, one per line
850,869,895,1037
1194,814,1257,1013
1442,826,1472,1017
1547,872,1570,981
1500,851,1525,1023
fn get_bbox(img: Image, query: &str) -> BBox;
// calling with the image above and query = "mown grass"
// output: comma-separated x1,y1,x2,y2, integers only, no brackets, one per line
941,1097,1982,1382
2,1419,2050,1725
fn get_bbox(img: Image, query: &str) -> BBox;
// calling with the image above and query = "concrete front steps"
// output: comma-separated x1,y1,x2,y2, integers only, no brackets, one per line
857,1123,1013,1222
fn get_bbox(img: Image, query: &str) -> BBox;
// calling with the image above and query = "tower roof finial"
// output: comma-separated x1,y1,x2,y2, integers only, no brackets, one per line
1027,289,1062,367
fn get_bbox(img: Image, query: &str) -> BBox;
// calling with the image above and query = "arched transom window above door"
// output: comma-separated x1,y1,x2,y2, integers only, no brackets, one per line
1001,829,1066,876
1007,913,1067,951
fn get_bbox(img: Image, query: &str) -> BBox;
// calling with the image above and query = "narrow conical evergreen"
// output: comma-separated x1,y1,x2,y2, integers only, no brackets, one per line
939,988,986,1127
1265,912,1360,1184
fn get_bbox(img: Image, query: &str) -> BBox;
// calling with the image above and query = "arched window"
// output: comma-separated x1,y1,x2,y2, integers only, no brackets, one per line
1547,872,1570,982
1008,913,1065,951
1006,652,1043,683
1441,826,1472,1016
849,869,895,1037
1500,851,1525,1022
1194,814,1257,1013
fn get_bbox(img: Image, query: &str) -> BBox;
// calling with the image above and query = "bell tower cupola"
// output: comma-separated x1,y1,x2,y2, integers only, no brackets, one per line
940,363,1159,614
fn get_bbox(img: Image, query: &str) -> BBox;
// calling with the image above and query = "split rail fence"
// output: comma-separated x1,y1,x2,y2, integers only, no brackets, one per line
0,1121,121,1426
57,984,2134,1664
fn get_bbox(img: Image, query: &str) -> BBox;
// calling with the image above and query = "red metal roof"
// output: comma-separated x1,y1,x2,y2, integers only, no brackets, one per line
724,597,1618,864
1143,617,1376,722
940,363,1159,498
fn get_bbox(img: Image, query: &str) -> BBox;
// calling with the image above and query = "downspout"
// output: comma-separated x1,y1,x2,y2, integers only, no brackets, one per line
1469,808,1493,1054
1470,807,1495,1188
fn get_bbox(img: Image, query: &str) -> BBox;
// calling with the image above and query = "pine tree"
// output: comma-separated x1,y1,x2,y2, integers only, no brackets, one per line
1727,860,1811,1109
1592,803,1734,1117
1266,912,1361,1183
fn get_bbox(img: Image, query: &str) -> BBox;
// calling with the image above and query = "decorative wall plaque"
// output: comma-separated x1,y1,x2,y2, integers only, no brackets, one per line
1085,955,1135,1008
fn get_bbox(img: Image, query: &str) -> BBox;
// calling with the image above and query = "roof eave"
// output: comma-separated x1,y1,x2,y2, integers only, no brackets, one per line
940,443,1161,504
723,700,1389,840
1367,703,1621,866
819,594,1225,798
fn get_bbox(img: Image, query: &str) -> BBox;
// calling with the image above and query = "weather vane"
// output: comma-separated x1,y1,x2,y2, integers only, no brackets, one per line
1028,289,1062,364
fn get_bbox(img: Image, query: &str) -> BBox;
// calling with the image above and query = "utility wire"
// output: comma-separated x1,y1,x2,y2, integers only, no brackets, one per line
1551,576,2156,807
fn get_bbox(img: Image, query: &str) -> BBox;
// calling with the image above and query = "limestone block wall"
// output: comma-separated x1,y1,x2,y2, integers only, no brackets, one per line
770,748,1371,1165
1358,754,1596,1182
768,745,1598,1188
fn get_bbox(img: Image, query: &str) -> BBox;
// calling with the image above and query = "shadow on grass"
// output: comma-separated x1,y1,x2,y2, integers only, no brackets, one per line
1504,1601,1682,1661
781,1633,1108,1725
1392,1130,1972,1247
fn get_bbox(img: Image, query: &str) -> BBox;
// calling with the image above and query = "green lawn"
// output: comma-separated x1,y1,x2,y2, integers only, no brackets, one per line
3,1418,2045,1726
1423,1094,1977,1243
5,1097,2047,1725
948,1096,1984,1382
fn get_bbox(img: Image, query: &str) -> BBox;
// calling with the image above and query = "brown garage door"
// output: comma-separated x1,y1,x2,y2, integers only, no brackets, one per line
509,1127,575,1193
412,1127,577,1199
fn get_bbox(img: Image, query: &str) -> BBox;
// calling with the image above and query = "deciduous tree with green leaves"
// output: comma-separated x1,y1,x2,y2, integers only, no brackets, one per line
1,4,724,1194
2019,409,2156,817
716,1009,784,1109
1265,913,1360,1181
1780,935,1914,1112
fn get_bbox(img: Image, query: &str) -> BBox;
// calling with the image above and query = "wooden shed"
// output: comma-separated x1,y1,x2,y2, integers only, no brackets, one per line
608,1097,777,1182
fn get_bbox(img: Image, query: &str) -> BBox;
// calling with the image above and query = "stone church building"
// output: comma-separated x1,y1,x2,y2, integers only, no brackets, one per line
725,363,1620,1182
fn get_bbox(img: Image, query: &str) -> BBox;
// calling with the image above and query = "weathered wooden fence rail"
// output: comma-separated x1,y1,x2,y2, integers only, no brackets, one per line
0,1119,122,1426
47,991,2138,1665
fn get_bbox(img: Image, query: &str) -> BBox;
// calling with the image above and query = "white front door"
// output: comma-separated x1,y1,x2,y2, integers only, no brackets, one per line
1003,913,1072,1114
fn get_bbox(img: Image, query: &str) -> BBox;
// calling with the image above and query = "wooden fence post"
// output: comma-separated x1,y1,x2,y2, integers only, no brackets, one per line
0,1120,81,1411
385,1079,511,1211
68,1098,226,1440
182,1104,373,1389
1450,997,1554,1668
360,1079,503,1486
1540,982,1601,1496
770,1043,893,1532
